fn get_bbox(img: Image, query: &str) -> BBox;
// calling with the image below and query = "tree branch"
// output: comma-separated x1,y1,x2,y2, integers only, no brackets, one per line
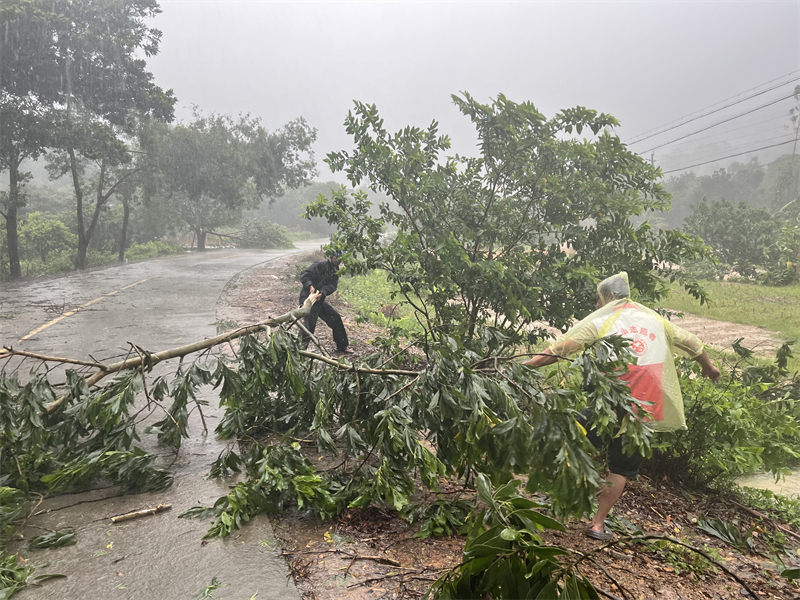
0,347,108,370
35,294,419,416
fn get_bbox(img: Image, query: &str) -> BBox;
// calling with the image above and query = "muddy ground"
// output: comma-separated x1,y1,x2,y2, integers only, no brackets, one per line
217,253,800,600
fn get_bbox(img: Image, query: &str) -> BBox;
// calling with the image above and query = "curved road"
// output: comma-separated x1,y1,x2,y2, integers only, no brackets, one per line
1,245,321,600
2,245,318,359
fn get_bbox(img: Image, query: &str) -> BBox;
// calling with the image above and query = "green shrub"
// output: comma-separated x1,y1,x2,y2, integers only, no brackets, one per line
646,356,800,488
759,263,799,286
678,257,728,281
125,241,183,261
226,218,294,249
19,212,77,263
85,249,118,268
286,230,321,242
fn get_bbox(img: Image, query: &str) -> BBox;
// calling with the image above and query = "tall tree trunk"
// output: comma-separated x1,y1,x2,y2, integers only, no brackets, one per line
6,162,22,279
64,55,88,270
70,147,88,270
467,301,480,340
119,194,131,262
196,227,206,251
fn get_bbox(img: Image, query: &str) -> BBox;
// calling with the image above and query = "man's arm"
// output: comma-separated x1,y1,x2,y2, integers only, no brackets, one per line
522,339,581,368
318,271,338,298
692,349,721,382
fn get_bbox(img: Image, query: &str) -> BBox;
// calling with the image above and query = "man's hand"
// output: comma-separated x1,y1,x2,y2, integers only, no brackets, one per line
701,363,721,383
309,291,323,304
695,350,721,383
309,285,316,294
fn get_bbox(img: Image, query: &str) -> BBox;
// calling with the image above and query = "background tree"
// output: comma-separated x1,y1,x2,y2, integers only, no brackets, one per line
43,0,176,269
149,112,317,250
661,160,766,228
0,0,59,278
684,197,775,278
308,94,708,342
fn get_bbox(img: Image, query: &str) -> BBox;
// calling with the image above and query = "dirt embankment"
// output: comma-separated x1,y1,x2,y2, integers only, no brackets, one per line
217,253,800,600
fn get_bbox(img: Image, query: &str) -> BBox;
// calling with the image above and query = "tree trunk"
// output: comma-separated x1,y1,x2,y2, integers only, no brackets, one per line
6,163,22,279
64,55,88,270
69,147,88,270
196,227,206,251
119,194,131,262
467,301,480,340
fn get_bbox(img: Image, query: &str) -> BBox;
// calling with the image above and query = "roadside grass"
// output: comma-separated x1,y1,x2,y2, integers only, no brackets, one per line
656,280,799,373
338,269,423,336
656,280,800,343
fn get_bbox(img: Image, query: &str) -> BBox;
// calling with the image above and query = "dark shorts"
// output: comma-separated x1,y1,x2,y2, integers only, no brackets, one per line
577,408,643,479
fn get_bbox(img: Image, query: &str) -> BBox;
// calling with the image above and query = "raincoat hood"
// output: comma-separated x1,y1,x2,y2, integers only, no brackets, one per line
597,272,631,305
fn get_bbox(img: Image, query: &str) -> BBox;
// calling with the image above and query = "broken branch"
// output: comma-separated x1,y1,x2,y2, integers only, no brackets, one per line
1,347,107,370
111,503,172,523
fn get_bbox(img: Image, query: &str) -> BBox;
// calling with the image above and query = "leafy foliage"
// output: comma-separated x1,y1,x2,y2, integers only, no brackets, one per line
733,487,800,531
653,540,721,580
428,475,596,599
180,442,333,538
27,529,76,552
184,328,650,538
0,552,36,600
214,217,294,250
0,370,172,493
404,496,472,539
17,212,76,263
0,488,26,550
307,94,708,341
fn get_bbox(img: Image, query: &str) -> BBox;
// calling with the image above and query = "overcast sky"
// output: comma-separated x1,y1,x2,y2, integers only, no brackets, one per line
147,1,799,181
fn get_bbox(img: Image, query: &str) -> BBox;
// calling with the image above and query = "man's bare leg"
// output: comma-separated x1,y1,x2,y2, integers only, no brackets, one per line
590,472,627,532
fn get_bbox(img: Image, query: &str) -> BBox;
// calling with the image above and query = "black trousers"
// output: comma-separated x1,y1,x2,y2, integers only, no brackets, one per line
300,296,349,351
577,408,643,479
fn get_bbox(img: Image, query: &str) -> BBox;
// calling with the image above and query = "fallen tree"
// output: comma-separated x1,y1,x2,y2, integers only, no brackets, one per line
1,290,798,598
0,289,660,598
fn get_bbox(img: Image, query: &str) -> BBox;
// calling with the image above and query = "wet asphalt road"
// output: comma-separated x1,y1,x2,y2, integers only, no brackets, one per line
0,245,322,600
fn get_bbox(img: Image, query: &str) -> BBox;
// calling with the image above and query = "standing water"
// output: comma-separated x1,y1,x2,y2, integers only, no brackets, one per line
737,471,800,497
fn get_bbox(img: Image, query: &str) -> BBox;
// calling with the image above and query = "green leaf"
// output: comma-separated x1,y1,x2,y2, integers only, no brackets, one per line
782,567,800,580
500,527,519,541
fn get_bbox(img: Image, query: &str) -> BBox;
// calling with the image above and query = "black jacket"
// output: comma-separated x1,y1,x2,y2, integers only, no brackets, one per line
299,259,339,303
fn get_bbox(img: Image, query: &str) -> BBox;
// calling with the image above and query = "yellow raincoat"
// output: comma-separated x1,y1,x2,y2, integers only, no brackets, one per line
552,273,703,431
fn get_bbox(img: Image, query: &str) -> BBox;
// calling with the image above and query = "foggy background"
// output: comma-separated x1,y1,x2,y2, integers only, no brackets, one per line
146,1,799,179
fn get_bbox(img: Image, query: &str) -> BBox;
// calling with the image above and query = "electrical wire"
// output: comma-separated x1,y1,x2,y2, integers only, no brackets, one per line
625,70,800,145
660,133,796,166
661,139,796,174
637,92,796,155
664,114,788,148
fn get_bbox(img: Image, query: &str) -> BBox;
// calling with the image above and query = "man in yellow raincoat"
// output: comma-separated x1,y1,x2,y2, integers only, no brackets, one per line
523,272,721,540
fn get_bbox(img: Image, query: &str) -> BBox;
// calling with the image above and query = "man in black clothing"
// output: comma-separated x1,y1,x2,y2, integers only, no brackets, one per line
298,251,352,354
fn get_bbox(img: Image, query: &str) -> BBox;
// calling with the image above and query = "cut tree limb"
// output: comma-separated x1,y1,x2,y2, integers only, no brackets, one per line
40,295,321,414
111,504,172,523
18,294,418,416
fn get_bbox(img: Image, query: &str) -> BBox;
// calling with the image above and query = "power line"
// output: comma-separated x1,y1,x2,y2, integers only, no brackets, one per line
660,133,795,167
625,70,800,145
638,92,796,155
661,139,796,175
663,114,787,147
